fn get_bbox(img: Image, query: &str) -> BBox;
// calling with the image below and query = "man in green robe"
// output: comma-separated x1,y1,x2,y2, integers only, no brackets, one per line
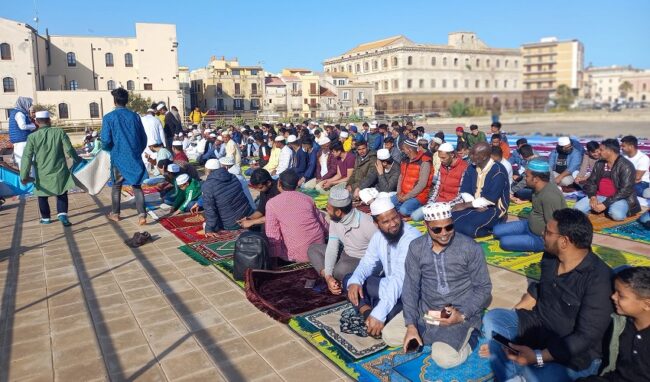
20,111,83,226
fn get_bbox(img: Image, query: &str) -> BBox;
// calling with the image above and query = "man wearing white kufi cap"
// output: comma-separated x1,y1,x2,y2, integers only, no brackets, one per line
548,136,582,187
141,106,166,169
382,202,491,369
357,148,400,195
20,110,83,226
344,197,421,339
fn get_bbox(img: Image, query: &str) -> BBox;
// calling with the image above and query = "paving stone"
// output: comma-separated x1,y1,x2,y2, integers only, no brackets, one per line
260,341,315,370
279,358,341,382
159,349,215,380
214,353,276,382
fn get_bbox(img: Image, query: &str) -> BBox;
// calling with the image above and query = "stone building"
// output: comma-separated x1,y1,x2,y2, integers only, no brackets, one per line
0,17,182,126
323,33,522,115
583,65,650,103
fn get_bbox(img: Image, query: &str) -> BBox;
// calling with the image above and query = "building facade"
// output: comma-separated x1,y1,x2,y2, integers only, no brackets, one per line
583,65,650,103
0,17,182,126
323,33,522,115
189,57,264,116
520,37,584,109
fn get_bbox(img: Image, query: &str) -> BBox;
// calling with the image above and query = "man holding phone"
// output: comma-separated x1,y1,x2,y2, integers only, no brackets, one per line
382,202,492,368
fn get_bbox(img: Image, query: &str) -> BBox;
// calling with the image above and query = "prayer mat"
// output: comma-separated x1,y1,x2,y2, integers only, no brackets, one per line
303,302,388,360
355,203,371,215
300,188,330,210
178,229,245,264
244,267,346,323
507,201,533,218
601,221,650,245
481,239,650,280
353,340,493,382
159,213,205,230
587,212,640,232
170,225,208,244
214,258,312,289
122,183,164,196
406,219,427,234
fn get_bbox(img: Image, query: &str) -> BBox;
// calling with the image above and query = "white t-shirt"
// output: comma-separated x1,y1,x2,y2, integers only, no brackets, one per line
500,158,514,193
625,151,650,183
319,151,329,177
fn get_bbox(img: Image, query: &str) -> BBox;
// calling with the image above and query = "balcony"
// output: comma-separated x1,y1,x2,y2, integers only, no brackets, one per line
308,103,319,110
325,104,337,110
274,105,288,112
357,98,369,106
233,92,245,98
250,92,262,97
290,90,302,96
524,69,557,75
523,78,556,84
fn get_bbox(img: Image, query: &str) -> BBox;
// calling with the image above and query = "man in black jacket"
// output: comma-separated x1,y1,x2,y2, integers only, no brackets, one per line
574,139,640,221
158,103,182,149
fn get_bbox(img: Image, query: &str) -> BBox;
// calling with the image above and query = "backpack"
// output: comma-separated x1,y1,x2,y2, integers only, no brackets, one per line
233,231,270,281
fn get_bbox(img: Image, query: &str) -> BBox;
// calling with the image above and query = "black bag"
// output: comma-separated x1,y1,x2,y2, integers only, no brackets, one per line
233,231,270,281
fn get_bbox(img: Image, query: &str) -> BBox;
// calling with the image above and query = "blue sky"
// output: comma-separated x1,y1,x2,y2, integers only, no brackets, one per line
3,0,649,73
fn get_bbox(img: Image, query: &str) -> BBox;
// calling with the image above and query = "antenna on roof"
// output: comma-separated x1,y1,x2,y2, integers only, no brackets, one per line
32,0,39,32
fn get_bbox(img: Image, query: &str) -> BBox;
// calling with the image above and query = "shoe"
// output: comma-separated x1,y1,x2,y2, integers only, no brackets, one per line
40,218,51,224
107,213,120,222
59,215,72,227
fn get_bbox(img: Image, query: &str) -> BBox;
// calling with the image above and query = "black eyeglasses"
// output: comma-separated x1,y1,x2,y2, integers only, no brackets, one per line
429,224,454,234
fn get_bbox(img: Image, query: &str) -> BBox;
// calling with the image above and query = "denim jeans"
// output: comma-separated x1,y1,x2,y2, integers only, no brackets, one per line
493,220,544,252
574,195,629,221
634,181,649,198
390,194,422,217
513,187,534,201
483,309,601,382
639,211,650,224
410,206,425,221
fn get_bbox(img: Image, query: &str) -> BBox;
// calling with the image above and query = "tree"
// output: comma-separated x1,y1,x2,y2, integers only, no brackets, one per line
126,91,152,114
554,84,575,110
619,81,633,98
32,103,57,118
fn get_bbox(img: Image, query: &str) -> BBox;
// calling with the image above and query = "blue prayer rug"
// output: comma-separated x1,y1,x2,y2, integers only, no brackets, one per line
601,221,650,245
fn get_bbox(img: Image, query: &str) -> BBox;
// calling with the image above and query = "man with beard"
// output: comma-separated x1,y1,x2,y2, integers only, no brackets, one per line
451,142,510,238
548,136,583,187
344,197,422,338
383,203,492,368
346,140,377,199
482,209,612,381
308,188,377,294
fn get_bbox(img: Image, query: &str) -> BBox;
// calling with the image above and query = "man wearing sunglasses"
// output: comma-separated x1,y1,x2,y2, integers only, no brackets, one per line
383,202,492,368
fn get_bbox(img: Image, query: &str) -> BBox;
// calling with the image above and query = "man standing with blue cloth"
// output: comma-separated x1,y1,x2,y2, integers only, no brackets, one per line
101,88,148,225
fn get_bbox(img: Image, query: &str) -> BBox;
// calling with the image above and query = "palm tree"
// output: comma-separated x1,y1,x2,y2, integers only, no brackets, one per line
619,81,633,98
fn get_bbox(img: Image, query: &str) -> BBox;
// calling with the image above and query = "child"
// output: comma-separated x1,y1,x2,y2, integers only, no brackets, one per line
580,266,650,381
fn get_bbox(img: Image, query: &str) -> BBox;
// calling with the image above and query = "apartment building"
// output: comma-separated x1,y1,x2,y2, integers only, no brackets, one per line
583,65,650,103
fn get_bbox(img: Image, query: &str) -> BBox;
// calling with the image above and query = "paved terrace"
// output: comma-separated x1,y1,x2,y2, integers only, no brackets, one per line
0,190,647,381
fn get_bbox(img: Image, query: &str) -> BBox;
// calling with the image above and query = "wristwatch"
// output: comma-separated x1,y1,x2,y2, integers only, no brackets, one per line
534,350,544,368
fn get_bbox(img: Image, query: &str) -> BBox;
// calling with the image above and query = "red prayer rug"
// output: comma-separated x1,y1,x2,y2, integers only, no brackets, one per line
159,213,205,230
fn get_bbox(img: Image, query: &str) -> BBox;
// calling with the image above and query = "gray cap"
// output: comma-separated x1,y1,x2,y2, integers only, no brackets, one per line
328,188,352,208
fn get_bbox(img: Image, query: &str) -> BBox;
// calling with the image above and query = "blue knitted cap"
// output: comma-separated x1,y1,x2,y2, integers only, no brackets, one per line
527,159,550,173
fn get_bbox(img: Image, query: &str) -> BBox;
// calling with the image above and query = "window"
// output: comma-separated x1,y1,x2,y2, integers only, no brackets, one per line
124,53,133,67
431,57,436,66
0,43,11,60
419,79,424,88
453,79,458,88
442,79,447,88
496,59,500,68
107,80,116,90
144,83,152,90
234,99,243,110
364,62,369,71
382,59,388,68
505,60,509,68
309,83,317,95
216,83,223,95
494,79,498,88
251,83,258,95
127,80,135,91
383,80,388,90
105,53,114,67
392,57,398,67
340,66,344,72
392,79,399,90
407,101,414,111
453,58,458,66
431,101,437,110
69,80,78,90
514,60,518,68
251,99,260,110
431,79,436,88
342,91,349,100
504,80,509,88
465,58,469,66
355,63,361,73
443,57,447,66
251,69,258,75
58,103,69,119
234,83,241,95
407,79,412,89
2,77,15,92
486,59,490,67
407,56,413,65
232,69,240,76
476,58,480,67
464,79,469,88
372,60,378,70
89,102,100,118
67,52,76,67
347,65,352,72
475,79,480,88
485,79,489,88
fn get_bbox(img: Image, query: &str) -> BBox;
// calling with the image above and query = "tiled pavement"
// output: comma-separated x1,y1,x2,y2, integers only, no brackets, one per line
7,190,642,381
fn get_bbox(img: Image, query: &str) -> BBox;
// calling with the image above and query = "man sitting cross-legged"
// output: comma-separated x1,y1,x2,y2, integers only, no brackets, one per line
307,188,377,294
382,202,492,368
482,208,613,382
344,197,421,339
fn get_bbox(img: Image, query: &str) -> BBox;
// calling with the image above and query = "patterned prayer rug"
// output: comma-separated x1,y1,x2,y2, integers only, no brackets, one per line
159,213,205,230
587,212,640,232
353,340,493,382
601,221,650,245
406,219,427,234
178,229,245,264
213,259,312,289
299,188,329,210
508,200,576,219
481,238,650,280
245,267,346,323
303,302,387,360
121,183,164,196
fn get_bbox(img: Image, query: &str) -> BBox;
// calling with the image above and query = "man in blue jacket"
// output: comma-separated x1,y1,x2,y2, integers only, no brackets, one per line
548,136,583,187
288,135,308,179
299,136,318,186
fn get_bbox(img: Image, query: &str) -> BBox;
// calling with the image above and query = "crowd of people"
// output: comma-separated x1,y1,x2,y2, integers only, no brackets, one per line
6,89,650,381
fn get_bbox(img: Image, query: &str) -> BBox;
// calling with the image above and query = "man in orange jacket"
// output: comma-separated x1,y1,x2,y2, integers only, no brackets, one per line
390,139,433,218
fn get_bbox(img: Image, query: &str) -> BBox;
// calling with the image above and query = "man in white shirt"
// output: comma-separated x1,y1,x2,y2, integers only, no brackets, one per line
8,97,36,171
221,131,241,167
275,135,293,176
141,108,166,170
621,135,650,196
492,146,513,193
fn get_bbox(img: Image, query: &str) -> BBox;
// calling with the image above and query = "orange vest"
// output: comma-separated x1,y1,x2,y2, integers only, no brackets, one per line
400,152,434,204
436,158,468,202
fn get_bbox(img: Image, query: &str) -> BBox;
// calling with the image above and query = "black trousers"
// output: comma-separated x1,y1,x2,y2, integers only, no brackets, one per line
38,192,68,219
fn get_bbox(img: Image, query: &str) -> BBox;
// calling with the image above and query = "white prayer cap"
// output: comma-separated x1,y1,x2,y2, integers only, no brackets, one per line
377,149,390,161
156,103,166,111
219,156,235,166
91,131,98,137
422,202,452,221
205,159,221,170
274,135,285,142
438,143,455,152
328,188,352,208
176,174,190,185
287,135,298,144
222,130,231,136
35,111,50,118
370,197,394,216
146,108,155,113
432,137,443,145
216,135,223,141
340,131,349,138
558,136,571,146
167,163,181,173
172,140,183,146
359,188,379,204
316,136,330,146
205,129,213,134
209,133,217,138
369,123,377,130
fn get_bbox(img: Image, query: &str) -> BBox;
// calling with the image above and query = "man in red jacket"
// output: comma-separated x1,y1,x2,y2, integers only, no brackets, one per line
390,139,433,218
411,142,468,221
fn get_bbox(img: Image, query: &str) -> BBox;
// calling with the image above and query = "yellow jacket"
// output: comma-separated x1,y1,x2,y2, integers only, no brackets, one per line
189,110,205,124
342,137,353,152
263,147,281,173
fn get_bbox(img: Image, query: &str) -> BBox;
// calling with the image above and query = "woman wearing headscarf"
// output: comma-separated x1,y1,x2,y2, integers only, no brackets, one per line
8,97,36,170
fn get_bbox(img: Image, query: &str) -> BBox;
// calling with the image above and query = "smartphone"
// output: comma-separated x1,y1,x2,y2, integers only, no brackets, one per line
304,279,316,289
492,332,519,355
405,338,422,353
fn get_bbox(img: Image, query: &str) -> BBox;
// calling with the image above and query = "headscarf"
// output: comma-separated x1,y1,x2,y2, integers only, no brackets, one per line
15,97,33,114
